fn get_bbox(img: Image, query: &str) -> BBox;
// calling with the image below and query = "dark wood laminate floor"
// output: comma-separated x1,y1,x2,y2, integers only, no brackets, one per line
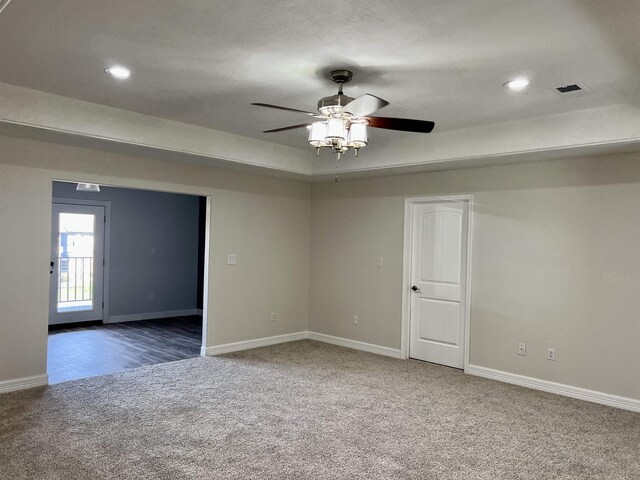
47,316,203,384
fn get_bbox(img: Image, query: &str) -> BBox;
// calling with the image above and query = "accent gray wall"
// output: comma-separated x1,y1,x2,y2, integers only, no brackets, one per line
52,181,201,319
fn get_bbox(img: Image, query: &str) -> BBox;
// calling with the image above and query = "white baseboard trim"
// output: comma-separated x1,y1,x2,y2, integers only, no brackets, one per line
105,309,201,324
466,364,640,413
0,374,48,394
307,332,403,359
201,331,308,356
202,331,403,358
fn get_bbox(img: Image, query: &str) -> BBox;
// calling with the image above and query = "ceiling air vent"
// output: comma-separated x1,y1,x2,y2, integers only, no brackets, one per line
553,83,591,98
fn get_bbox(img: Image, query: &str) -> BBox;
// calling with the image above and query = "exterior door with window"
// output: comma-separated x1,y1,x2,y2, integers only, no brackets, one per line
49,203,105,325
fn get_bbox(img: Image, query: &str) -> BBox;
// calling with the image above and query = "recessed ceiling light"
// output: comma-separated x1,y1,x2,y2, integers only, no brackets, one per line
105,65,131,80
504,77,530,91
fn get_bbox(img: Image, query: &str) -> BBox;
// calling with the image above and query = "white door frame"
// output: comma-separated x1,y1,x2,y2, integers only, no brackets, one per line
52,197,112,323
401,194,474,371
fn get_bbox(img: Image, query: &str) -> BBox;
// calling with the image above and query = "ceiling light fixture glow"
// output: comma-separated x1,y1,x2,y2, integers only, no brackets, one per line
504,77,530,91
105,65,131,80
76,183,101,192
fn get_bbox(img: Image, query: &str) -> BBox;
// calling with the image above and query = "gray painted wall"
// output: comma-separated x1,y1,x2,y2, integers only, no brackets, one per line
0,135,310,384
52,181,201,319
310,153,640,401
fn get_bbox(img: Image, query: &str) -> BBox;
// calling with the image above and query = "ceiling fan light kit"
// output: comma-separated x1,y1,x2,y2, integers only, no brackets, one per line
310,115,368,159
253,69,435,160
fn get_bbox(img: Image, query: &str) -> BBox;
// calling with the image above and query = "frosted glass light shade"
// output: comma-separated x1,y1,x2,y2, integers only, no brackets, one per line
348,123,368,147
326,117,346,140
308,122,328,147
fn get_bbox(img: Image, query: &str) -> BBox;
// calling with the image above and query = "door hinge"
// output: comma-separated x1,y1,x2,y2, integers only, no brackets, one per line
104,215,106,223
101,301,104,309
103,258,105,266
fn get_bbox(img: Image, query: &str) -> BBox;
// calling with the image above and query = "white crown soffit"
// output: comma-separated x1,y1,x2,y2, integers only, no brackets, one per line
3,82,640,179
0,82,313,177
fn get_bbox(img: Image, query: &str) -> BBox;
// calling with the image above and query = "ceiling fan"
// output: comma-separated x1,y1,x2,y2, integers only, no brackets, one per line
252,69,435,160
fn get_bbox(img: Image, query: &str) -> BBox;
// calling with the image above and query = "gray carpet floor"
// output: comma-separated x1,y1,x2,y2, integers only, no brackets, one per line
1,340,639,479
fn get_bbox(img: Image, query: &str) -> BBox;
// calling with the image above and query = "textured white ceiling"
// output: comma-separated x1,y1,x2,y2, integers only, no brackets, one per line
1,0,640,160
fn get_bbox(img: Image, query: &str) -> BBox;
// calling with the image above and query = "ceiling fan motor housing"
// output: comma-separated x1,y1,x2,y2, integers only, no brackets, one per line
318,94,355,116
329,69,353,85
318,69,355,115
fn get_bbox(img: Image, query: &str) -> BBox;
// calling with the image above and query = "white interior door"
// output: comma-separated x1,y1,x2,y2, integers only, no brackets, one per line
409,200,469,368
49,203,105,325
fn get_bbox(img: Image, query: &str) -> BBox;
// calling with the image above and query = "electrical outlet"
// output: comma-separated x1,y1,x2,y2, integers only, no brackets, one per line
376,257,383,267
518,342,526,356
352,315,358,325
271,312,276,322
227,254,237,265
547,348,556,361
149,293,155,301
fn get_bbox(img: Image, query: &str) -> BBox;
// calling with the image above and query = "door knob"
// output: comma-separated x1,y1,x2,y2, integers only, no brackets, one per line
411,285,419,291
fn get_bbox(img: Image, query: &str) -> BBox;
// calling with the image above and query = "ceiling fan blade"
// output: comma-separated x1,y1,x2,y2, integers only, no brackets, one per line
342,94,390,117
252,103,316,116
263,123,311,133
364,116,435,133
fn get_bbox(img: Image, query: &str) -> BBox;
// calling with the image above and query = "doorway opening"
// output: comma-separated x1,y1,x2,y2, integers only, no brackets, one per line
401,195,473,370
47,181,208,384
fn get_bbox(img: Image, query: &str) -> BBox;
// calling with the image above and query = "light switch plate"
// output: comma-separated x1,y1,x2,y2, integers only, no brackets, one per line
227,254,237,265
